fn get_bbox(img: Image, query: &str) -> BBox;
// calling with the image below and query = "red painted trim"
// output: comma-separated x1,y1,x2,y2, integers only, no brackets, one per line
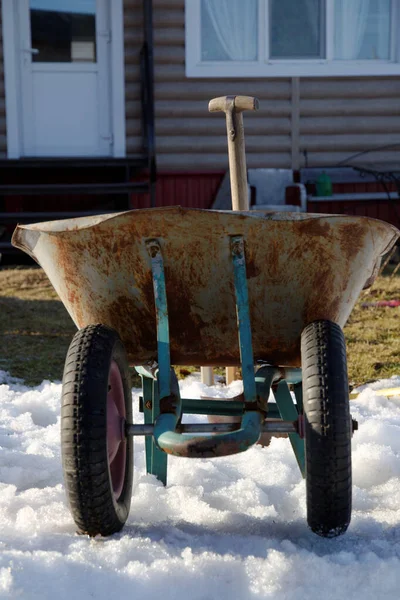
130,171,226,210
307,198,400,229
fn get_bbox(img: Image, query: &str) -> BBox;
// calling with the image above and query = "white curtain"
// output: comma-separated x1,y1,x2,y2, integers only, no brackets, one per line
304,0,320,44
377,0,391,59
203,0,258,61
334,0,370,59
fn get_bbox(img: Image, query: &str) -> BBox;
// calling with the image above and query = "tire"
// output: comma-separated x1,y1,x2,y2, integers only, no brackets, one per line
61,324,133,536
301,320,352,538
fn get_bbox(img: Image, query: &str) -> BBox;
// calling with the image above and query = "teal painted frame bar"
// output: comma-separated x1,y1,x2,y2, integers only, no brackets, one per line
274,380,305,477
140,235,304,476
150,234,263,458
139,397,282,418
231,236,257,405
142,374,168,485
146,240,171,400
293,382,303,414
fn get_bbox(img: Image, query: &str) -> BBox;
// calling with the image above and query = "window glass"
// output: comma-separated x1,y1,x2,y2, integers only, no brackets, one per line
334,0,391,60
270,0,324,59
201,0,258,61
30,0,97,63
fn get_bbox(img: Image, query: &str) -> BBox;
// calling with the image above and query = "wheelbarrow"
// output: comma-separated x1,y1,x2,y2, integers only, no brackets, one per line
12,96,399,539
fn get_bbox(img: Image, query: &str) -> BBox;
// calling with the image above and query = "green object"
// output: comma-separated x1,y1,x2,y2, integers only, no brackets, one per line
139,365,305,480
316,171,332,197
274,381,305,477
136,234,306,481
142,374,168,485
152,235,264,459
293,382,303,413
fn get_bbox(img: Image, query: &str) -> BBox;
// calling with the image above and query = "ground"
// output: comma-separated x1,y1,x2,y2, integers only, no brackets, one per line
0,265,399,599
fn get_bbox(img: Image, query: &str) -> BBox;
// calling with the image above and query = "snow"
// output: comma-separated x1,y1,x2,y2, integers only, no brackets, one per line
1,372,400,599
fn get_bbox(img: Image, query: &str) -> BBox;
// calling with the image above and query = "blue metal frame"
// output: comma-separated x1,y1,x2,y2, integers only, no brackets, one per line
146,240,171,399
274,381,305,477
141,373,167,485
231,236,257,406
144,235,265,459
140,235,305,482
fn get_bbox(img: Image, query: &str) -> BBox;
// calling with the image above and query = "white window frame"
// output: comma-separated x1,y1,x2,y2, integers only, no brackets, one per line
2,0,126,158
186,0,400,77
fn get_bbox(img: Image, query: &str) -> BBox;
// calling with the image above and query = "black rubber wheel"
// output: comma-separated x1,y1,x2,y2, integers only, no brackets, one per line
301,320,352,538
61,324,133,536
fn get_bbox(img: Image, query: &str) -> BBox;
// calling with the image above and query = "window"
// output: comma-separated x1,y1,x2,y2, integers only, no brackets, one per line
186,0,400,77
30,0,96,63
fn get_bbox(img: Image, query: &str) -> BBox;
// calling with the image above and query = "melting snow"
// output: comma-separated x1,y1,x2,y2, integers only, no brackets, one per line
1,372,400,599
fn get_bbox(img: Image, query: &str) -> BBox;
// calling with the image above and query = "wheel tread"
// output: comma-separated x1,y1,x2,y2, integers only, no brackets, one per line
301,319,352,538
61,324,133,537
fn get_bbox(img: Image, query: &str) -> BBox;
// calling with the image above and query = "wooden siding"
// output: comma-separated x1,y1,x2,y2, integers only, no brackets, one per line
123,0,400,171
154,0,292,170
124,0,144,155
0,4,6,157
124,0,292,169
299,78,400,169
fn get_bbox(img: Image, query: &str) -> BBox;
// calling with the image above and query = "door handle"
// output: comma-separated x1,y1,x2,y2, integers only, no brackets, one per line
23,48,39,55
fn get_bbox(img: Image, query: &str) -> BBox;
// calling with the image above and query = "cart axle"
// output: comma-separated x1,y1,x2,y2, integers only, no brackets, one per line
126,420,298,437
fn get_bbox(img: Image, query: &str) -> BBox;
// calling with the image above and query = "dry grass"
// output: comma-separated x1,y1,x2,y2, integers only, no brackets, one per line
344,270,400,386
0,265,399,386
0,267,76,385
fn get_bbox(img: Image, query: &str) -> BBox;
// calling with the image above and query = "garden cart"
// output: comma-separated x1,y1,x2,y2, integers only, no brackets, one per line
12,96,399,539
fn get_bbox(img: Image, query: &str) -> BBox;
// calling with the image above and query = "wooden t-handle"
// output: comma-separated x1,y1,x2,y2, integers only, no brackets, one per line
209,95,259,115
208,95,259,211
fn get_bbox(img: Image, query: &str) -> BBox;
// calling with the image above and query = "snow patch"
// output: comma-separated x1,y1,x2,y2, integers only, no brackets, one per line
0,370,400,598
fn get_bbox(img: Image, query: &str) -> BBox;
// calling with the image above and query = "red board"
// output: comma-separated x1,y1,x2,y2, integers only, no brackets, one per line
130,171,225,210
307,199,400,230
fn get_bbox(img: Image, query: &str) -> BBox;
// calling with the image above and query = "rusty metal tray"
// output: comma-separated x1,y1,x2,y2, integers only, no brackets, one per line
12,206,399,367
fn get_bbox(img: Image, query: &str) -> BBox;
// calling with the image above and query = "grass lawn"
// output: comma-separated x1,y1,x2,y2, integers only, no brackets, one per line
0,265,399,387
345,269,400,385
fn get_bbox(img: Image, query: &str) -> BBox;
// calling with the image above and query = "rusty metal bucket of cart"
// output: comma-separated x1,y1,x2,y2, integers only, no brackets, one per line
12,207,399,543
12,207,397,367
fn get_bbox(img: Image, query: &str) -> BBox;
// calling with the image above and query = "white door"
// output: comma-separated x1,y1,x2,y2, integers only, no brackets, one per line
18,0,112,157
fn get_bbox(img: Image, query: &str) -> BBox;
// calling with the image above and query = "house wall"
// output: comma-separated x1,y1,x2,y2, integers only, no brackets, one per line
125,0,400,172
124,0,143,155
125,0,293,169
298,78,400,169
0,0,398,171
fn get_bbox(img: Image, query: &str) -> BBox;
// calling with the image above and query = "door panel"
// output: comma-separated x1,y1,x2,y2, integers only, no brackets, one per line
31,70,100,156
19,0,112,157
